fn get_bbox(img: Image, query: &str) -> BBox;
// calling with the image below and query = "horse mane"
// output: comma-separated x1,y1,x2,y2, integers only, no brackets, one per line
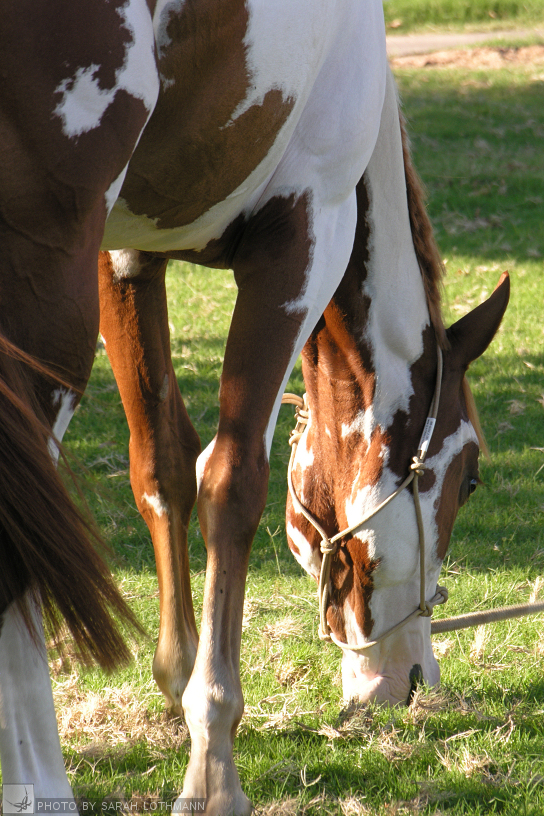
398,109,490,459
398,108,448,350
0,333,143,670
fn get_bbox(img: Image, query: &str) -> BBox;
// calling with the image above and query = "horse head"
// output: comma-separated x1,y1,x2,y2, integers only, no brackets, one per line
285,78,510,705
287,268,509,705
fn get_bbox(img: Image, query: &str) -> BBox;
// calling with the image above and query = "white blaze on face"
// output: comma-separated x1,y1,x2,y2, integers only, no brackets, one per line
338,420,478,704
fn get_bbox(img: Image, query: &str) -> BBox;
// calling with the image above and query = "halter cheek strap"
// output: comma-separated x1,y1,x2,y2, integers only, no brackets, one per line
282,346,448,654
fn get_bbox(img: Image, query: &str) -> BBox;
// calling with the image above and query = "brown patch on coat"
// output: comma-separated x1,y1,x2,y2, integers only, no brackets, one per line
0,1,150,260
385,325,441,491
120,0,295,229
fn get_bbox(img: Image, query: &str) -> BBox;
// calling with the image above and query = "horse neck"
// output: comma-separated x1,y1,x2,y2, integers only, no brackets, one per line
302,70,440,444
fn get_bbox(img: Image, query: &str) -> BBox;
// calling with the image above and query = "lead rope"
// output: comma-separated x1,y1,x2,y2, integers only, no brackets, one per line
282,346,544,652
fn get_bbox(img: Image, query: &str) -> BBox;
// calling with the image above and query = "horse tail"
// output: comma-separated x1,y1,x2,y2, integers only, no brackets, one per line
0,334,143,671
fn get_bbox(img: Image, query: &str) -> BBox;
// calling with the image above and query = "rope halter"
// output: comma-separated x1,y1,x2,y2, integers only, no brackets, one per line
283,344,544,648
282,346,448,654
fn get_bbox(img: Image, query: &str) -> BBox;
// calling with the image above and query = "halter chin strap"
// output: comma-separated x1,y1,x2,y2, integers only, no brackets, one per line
282,346,448,654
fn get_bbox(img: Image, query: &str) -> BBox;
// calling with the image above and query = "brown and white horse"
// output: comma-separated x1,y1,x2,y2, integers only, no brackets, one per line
0,1,508,814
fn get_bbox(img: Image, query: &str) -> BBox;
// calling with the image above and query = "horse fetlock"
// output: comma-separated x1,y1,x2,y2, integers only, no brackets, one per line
180,674,249,815
152,636,196,712
182,674,244,743
179,743,251,816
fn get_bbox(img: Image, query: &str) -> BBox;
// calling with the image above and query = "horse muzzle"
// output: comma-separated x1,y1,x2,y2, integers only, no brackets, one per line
339,625,440,706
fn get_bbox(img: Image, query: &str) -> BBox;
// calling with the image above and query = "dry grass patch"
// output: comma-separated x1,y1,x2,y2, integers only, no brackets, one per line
436,742,495,778
255,793,371,816
53,673,188,758
263,616,301,642
275,660,312,687
406,686,450,723
469,624,490,663
242,692,325,732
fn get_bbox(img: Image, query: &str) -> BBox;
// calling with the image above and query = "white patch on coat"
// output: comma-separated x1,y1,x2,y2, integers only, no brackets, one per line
103,1,386,254
109,248,143,281
286,522,320,581
153,0,183,89
358,70,430,435
341,407,375,447
290,427,314,506
143,492,169,518
105,166,131,215
195,437,217,493
53,0,159,138
0,601,76,800
48,389,76,463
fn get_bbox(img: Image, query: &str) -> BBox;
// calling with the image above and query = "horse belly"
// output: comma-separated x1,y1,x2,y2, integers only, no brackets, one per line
102,0,384,257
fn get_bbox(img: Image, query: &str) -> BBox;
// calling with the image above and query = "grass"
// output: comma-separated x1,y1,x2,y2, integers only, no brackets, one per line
4,51,544,816
383,0,544,34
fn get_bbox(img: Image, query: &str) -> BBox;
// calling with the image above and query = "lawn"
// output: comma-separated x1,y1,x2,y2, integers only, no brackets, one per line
384,0,544,34
12,44,544,816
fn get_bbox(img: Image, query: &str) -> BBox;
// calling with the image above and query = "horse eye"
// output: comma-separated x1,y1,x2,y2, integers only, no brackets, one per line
468,478,478,496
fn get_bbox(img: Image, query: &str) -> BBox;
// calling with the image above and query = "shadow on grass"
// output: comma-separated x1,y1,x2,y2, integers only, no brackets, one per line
395,73,544,266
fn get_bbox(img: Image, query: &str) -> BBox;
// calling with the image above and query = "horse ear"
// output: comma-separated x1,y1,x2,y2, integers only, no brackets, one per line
446,272,510,369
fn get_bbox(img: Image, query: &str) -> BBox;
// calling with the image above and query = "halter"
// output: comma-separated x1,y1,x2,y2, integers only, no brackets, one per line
282,346,448,653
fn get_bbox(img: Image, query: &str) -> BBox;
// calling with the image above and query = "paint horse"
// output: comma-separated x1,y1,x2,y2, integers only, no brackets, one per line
0,1,509,814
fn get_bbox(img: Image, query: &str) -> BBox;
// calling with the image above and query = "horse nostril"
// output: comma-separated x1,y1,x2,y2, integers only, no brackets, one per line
407,663,423,705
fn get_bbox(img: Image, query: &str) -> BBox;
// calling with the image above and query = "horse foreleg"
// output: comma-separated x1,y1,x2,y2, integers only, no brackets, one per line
179,298,277,816
179,192,357,814
98,251,201,710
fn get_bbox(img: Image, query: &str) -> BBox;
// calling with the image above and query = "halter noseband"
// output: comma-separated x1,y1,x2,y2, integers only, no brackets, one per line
282,346,448,654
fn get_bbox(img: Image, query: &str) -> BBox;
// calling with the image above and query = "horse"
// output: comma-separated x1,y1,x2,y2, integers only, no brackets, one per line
0,1,509,814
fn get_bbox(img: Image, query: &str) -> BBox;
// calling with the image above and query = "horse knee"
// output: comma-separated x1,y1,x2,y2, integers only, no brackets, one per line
196,438,269,547
130,430,200,524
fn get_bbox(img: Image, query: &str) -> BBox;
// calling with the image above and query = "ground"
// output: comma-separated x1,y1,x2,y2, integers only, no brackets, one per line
390,43,544,69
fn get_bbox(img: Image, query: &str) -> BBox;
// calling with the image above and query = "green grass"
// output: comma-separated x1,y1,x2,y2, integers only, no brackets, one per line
6,58,544,816
384,0,544,34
